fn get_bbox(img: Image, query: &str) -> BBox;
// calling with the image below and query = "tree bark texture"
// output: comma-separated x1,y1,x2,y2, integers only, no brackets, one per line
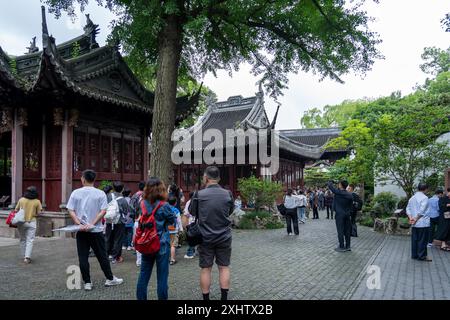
149,15,182,184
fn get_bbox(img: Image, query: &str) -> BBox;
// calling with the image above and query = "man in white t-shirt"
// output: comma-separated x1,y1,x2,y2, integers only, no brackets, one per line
67,169,124,291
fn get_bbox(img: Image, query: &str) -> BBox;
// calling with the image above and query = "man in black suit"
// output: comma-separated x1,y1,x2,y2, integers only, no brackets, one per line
327,180,354,252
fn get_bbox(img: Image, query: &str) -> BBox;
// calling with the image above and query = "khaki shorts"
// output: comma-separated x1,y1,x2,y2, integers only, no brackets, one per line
170,233,179,247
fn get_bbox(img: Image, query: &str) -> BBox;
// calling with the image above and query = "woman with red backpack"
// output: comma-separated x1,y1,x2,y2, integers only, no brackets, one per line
135,177,176,300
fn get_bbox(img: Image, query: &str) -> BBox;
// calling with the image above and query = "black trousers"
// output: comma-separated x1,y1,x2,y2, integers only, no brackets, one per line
76,232,113,283
335,213,351,249
286,209,299,235
429,217,440,244
105,223,126,259
411,227,429,260
350,212,358,237
313,206,319,219
326,206,334,219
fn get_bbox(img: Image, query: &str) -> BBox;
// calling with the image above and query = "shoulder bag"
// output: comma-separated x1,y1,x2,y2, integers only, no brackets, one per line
186,191,203,246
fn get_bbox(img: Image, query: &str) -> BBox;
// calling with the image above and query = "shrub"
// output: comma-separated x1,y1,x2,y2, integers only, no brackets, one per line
359,213,375,227
372,192,398,218
97,180,112,191
238,176,283,212
237,210,284,229
397,197,408,209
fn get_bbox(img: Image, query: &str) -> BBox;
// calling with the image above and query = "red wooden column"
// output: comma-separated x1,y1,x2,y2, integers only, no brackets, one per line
11,108,23,206
143,132,149,180
61,110,73,205
41,115,46,207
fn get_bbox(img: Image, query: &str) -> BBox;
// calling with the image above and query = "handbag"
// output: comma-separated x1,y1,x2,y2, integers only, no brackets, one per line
186,192,203,246
11,208,25,225
277,203,287,216
6,210,18,228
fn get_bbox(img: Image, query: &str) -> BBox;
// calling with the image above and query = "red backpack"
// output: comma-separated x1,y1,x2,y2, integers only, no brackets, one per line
134,200,165,255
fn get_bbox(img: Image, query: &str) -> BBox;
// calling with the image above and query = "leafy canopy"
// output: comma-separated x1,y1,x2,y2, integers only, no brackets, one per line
44,0,381,99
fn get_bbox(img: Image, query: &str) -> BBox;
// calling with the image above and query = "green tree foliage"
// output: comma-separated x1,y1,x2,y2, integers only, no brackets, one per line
373,104,450,198
420,46,450,76
326,119,375,188
300,99,370,128
237,176,283,212
44,0,381,183
315,47,450,198
371,192,398,217
303,167,330,188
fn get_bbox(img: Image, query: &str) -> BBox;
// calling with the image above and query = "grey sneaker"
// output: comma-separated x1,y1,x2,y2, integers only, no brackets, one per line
84,283,93,291
105,276,124,287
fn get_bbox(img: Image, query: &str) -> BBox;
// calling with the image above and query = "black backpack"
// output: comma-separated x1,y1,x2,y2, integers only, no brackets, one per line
352,193,363,211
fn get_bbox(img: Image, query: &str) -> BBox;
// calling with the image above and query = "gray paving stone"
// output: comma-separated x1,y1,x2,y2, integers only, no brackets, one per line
1,214,448,300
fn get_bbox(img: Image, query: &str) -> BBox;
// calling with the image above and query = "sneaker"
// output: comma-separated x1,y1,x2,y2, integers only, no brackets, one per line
105,276,124,287
287,233,293,236
23,258,31,264
122,246,127,250
345,247,351,252
427,243,433,248
334,247,346,253
184,254,194,259
108,255,113,260
127,246,133,251
136,262,141,267
170,260,176,265
84,283,93,291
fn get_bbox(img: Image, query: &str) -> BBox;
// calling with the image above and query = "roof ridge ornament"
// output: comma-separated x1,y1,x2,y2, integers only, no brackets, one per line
26,37,39,54
256,80,264,98
84,14,100,49
41,6,50,49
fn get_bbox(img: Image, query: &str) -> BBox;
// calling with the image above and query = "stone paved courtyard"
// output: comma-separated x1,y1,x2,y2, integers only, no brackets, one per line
1,215,449,300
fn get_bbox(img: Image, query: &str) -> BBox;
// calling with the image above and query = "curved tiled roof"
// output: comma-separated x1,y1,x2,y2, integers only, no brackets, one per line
0,6,199,121
175,92,325,160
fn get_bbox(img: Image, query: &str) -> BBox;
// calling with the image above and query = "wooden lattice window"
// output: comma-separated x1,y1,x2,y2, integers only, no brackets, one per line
101,135,111,172
134,141,142,174
73,131,86,172
124,140,133,174
23,128,41,177
46,126,62,178
88,134,99,170
112,138,121,173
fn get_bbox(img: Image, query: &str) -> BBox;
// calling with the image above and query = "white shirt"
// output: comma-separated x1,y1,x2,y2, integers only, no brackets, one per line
284,195,297,209
294,194,307,207
67,186,108,232
406,191,430,228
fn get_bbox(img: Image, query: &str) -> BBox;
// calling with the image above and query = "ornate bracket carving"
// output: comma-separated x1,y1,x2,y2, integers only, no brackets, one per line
68,108,79,127
17,108,28,127
53,107,64,126
0,108,13,133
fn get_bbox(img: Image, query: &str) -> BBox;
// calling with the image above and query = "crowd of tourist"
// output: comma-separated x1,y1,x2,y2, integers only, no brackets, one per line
7,167,450,299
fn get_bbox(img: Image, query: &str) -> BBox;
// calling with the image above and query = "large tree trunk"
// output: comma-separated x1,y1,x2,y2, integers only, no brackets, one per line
150,15,182,184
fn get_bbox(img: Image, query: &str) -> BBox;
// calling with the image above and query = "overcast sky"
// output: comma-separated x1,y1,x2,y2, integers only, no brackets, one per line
0,0,449,129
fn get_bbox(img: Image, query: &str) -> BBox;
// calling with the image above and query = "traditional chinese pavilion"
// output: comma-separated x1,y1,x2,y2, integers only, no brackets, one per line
171,88,344,198
0,7,198,216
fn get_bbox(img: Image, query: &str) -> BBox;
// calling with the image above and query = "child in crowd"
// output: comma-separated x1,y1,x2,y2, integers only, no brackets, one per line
168,196,183,265
183,192,196,259
122,188,134,251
